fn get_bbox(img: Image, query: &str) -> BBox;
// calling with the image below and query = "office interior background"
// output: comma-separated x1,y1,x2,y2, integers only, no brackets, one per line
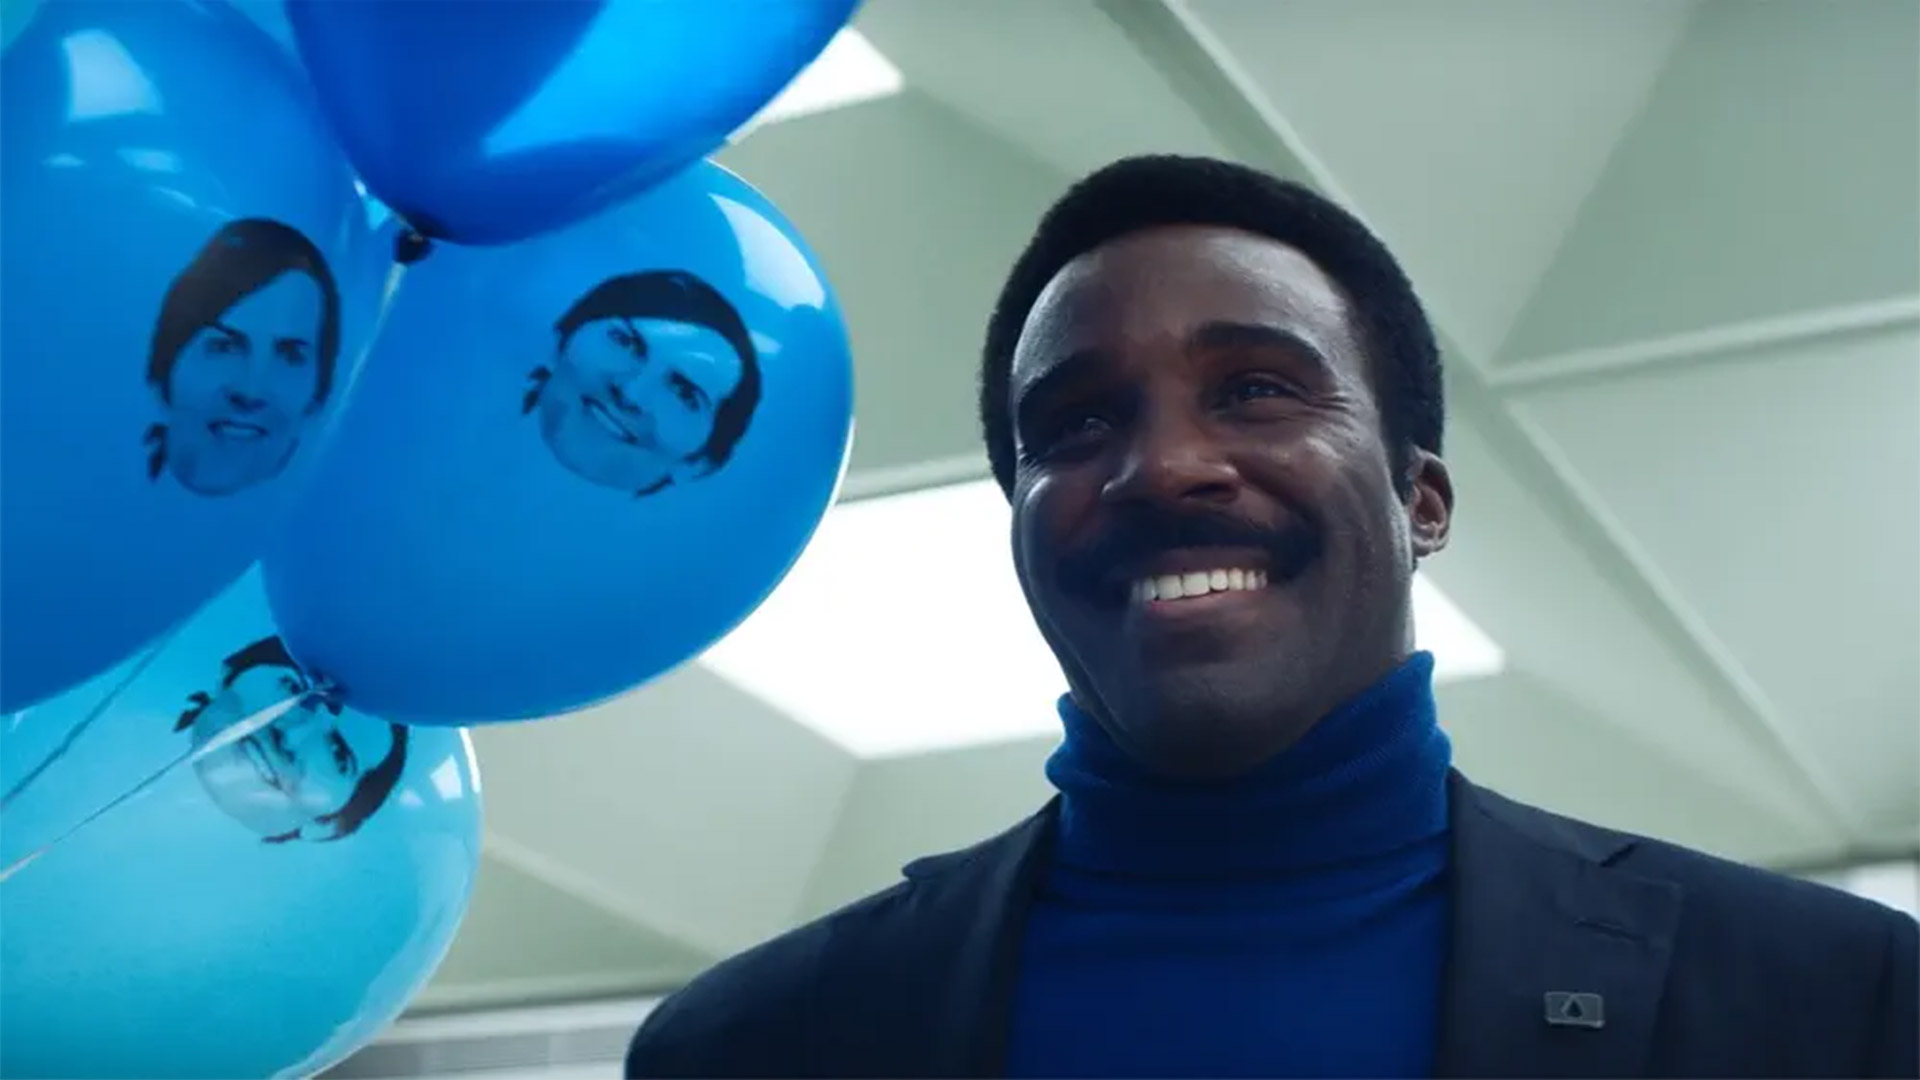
312,1,1920,1076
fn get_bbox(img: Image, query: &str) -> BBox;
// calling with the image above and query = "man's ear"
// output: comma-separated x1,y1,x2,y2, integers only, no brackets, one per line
672,455,725,484
295,819,345,843
145,423,169,480
631,474,676,499
521,367,551,415
175,691,213,732
1404,448,1453,561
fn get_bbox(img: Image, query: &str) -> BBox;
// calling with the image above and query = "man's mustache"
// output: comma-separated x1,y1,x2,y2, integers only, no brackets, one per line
1056,505,1323,598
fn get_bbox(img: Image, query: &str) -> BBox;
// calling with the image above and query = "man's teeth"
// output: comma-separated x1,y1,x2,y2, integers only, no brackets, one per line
1130,568,1268,604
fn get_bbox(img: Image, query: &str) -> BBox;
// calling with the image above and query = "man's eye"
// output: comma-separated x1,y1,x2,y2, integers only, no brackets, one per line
1221,373,1297,406
608,326,648,358
1022,413,1112,463
669,374,708,411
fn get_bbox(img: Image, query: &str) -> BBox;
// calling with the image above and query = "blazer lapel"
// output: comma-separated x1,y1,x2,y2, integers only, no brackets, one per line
1436,776,1684,1078
895,800,1059,1077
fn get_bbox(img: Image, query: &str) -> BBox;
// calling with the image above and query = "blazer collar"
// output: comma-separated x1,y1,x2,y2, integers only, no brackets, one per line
897,802,1059,1077
889,776,1685,1079
1436,774,1684,1077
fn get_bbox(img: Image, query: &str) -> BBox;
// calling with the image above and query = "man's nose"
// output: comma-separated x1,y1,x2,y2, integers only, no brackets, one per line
606,374,650,415
1100,409,1239,507
224,388,267,412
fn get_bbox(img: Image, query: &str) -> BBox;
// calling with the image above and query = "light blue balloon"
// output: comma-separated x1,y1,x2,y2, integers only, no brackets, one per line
262,160,853,723
0,0,390,712
285,0,860,244
0,570,481,1080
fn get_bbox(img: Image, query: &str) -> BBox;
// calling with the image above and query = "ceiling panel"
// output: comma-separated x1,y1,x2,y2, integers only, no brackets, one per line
1182,0,1695,362
1502,0,1920,364
1443,673,1836,866
1423,389,1848,836
802,736,1058,918
1510,325,1920,836
855,0,1246,181
418,854,712,1012
472,662,856,957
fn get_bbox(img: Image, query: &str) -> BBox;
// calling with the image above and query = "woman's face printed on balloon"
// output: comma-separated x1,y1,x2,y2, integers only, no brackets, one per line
146,219,342,497
174,637,407,845
524,270,762,496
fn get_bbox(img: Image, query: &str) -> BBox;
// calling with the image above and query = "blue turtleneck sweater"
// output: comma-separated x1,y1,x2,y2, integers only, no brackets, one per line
1004,653,1453,1079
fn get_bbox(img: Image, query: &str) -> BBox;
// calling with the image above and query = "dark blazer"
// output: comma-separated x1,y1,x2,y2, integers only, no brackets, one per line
627,774,1918,1078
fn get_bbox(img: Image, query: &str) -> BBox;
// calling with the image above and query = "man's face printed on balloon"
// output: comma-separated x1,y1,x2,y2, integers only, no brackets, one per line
524,270,762,496
175,637,406,844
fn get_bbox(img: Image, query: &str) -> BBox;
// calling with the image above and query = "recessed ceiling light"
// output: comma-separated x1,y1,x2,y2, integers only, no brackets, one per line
701,480,1505,758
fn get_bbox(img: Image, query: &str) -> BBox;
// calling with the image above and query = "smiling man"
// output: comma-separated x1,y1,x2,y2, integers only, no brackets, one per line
524,269,762,497
625,157,1917,1078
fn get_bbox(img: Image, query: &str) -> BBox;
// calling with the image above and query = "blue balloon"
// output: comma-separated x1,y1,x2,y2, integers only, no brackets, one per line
2,0,47,54
227,0,296,56
0,0,390,712
0,571,481,1079
285,0,860,244
261,160,853,723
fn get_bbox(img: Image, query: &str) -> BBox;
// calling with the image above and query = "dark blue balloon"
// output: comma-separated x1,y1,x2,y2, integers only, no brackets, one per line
261,161,854,723
286,0,860,245
0,0,390,712
0,570,481,1079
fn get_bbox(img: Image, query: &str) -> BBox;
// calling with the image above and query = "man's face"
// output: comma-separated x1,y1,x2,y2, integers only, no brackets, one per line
1007,226,1451,778
538,316,743,492
186,663,374,841
163,271,324,496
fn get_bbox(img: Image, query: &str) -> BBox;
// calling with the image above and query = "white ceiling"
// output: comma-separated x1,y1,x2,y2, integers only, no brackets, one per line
362,0,1918,1018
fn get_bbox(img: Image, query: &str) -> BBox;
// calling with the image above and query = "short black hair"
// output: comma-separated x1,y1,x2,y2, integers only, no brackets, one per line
551,269,763,470
979,155,1443,494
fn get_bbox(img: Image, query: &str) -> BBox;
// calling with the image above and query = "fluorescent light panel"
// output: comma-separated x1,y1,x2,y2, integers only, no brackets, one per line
734,28,903,137
701,480,1505,758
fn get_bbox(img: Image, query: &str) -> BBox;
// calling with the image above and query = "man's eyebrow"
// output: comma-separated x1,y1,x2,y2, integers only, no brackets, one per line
1189,320,1332,372
619,317,648,357
1012,348,1106,427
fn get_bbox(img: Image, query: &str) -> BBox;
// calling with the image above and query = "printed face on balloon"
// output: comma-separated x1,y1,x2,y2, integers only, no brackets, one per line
523,270,762,496
146,219,342,496
175,637,407,845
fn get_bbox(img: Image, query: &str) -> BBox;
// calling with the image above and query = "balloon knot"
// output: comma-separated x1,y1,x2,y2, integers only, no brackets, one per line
394,229,434,265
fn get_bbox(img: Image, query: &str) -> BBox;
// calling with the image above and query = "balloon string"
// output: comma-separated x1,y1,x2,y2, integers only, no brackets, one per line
0,689,320,884
0,629,180,813
325,258,410,415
